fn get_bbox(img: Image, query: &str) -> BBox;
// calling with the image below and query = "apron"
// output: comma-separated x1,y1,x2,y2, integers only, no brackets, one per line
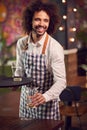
19,34,60,120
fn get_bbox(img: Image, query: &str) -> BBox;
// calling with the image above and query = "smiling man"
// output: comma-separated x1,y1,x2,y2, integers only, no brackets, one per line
15,0,66,120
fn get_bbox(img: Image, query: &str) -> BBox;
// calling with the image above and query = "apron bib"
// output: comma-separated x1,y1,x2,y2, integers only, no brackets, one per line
19,34,60,120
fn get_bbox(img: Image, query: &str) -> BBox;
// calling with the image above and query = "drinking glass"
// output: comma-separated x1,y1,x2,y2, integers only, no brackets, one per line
26,87,38,108
20,87,38,120
11,62,22,81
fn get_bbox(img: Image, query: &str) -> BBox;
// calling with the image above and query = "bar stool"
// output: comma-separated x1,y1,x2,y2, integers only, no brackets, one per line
59,86,87,130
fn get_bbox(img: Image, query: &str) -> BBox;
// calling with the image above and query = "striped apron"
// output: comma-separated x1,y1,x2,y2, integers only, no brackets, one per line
19,34,60,120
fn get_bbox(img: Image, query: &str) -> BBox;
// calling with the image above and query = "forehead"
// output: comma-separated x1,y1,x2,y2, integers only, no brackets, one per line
33,10,50,19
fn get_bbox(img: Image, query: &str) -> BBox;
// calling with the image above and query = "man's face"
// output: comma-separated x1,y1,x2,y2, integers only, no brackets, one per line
32,10,50,37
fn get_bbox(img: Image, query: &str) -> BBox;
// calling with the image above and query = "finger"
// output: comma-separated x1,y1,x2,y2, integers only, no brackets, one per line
32,93,46,106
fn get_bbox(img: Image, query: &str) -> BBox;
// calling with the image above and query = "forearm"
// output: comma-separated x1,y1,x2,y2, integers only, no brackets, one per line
43,77,66,102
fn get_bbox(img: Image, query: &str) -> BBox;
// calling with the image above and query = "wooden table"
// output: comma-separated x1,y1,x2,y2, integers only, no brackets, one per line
0,116,64,130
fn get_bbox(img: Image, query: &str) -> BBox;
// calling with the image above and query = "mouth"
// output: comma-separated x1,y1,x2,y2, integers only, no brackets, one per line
36,26,47,33
37,27,44,32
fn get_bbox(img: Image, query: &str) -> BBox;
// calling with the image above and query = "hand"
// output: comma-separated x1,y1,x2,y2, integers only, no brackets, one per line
29,93,46,107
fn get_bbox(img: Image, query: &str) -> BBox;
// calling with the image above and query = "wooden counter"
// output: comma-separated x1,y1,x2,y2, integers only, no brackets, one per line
0,116,64,130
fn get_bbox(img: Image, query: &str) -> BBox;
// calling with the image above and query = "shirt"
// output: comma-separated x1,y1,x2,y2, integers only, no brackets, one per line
16,32,66,102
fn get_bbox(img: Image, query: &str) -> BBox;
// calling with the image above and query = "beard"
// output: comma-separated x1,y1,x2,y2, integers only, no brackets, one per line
32,25,47,37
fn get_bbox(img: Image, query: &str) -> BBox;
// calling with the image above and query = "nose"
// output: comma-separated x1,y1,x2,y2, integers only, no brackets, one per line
39,20,44,26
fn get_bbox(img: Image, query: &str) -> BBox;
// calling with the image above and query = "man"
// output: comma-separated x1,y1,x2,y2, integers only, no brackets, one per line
15,0,66,120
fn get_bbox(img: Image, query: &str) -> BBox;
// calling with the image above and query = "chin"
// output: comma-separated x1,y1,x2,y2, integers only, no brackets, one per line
37,32,45,37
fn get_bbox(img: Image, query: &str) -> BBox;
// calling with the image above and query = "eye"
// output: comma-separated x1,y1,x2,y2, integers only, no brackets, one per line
44,19,49,23
34,18,40,22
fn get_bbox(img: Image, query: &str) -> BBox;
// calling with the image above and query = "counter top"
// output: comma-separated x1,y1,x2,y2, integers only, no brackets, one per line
0,116,64,130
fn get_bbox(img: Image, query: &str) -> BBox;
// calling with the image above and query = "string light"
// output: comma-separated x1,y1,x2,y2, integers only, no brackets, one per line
73,8,77,12
62,0,66,3
60,1,77,46
70,27,76,32
59,26,64,31
63,15,67,20
69,38,75,42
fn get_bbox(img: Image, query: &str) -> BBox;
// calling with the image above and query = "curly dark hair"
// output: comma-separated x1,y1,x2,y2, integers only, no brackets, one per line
22,0,61,35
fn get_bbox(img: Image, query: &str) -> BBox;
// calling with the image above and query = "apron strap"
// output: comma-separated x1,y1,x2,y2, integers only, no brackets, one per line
42,34,48,54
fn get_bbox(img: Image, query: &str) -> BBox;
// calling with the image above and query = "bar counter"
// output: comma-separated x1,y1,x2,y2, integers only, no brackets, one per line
0,116,64,130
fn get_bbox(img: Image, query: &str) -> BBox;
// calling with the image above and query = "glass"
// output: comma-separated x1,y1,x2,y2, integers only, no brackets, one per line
26,87,38,108
21,87,38,121
11,62,22,81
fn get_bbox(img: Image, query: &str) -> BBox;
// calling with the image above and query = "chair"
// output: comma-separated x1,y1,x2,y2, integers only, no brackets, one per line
59,86,87,130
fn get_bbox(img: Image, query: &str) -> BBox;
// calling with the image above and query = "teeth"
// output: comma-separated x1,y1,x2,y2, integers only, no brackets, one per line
38,27,44,31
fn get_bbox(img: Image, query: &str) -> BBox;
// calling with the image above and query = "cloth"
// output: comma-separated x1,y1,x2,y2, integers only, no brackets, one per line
16,32,66,102
19,51,59,119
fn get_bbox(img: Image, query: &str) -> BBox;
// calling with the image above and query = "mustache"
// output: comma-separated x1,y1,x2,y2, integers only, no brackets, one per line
35,25,47,29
